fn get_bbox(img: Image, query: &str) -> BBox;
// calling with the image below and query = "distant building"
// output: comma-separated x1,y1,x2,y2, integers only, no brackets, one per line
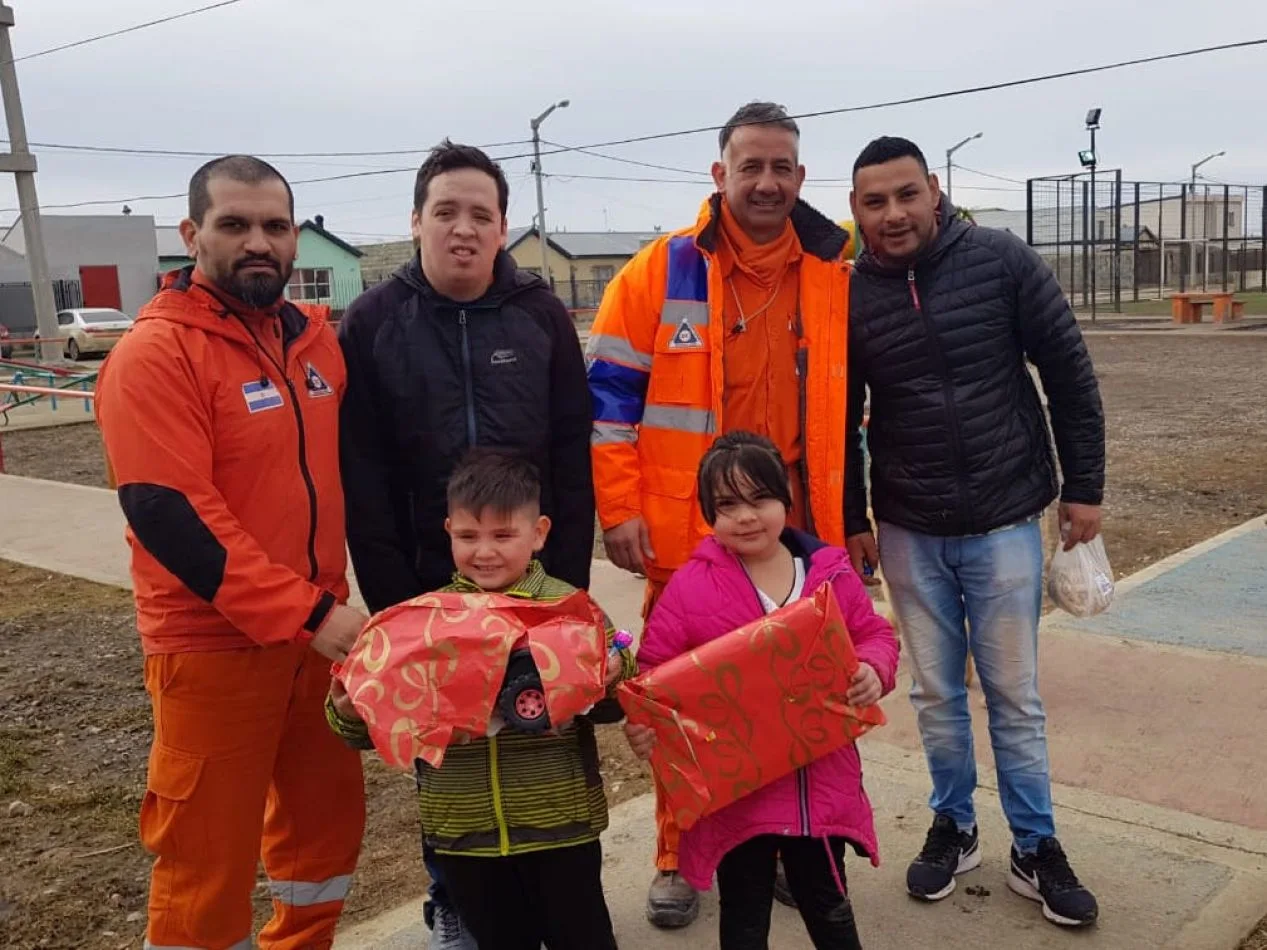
507,227,663,309
3,213,159,317
354,226,664,311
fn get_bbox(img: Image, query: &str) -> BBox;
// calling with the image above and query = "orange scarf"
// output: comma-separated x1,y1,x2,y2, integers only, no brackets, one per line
718,199,799,289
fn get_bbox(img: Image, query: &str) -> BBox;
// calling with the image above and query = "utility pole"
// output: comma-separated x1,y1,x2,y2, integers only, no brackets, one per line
944,132,982,205
0,4,60,363
530,99,569,288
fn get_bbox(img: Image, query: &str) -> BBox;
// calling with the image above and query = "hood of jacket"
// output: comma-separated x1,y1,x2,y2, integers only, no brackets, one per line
854,194,972,277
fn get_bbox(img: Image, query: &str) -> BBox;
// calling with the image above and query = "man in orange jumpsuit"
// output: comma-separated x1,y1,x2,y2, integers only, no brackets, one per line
586,101,854,928
96,156,368,950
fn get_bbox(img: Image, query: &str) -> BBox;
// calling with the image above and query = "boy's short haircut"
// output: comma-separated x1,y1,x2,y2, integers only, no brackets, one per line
697,430,793,525
447,448,541,518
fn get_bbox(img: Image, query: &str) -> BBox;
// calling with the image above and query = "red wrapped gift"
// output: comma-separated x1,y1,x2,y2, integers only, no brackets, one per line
617,583,886,832
337,590,610,770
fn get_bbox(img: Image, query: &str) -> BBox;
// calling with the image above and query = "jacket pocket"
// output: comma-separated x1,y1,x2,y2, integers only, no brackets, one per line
642,466,700,569
647,323,711,407
139,744,206,857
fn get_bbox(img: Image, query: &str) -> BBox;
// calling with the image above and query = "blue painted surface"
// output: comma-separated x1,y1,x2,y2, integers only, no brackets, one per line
1059,525,1267,656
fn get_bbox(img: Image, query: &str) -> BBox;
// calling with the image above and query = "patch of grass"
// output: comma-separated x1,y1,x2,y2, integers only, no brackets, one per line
0,730,29,798
0,560,133,621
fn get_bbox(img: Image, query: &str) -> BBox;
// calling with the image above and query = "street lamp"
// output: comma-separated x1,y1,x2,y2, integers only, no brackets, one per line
1190,150,1225,193
530,99,570,286
1079,108,1101,322
944,132,982,204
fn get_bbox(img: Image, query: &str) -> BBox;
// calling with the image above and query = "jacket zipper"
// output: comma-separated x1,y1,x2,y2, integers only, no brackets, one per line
907,267,975,531
458,309,478,447
488,734,510,855
737,551,811,835
236,315,320,581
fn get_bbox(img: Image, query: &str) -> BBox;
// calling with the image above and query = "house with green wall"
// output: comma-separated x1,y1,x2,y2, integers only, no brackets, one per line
155,215,364,314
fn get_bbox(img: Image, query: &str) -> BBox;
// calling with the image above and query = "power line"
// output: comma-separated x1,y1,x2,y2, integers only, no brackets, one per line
951,163,1027,185
10,36,1262,215
0,137,534,160
524,37,1267,158
4,0,248,66
540,139,709,178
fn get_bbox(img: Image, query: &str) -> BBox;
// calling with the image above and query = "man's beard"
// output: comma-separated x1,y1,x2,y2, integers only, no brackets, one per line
218,259,292,308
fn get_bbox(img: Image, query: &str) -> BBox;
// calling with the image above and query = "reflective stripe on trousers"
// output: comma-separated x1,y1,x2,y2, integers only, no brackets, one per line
267,874,354,907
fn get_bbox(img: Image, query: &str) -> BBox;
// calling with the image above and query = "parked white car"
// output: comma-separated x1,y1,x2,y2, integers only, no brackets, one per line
47,308,134,361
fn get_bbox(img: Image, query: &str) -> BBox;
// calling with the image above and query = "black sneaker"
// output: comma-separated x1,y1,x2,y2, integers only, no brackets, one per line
907,814,982,901
1008,838,1099,927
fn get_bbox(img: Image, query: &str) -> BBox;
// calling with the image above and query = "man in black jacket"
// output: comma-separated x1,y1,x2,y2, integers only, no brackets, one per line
337,141,594,950
846,137,1104,929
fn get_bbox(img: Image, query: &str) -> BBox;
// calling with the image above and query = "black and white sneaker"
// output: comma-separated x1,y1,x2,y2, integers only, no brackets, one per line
906,814,982,901
1008,838,1099,927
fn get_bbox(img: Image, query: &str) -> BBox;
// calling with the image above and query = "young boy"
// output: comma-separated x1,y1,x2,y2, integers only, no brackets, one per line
328,449,634,950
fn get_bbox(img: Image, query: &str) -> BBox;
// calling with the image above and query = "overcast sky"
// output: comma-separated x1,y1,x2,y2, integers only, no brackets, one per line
3,0,1265,242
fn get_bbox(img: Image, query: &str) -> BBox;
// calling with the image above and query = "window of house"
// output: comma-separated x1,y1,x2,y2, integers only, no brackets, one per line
1226,209,1236,228
287,268,332,301
592,265,616,283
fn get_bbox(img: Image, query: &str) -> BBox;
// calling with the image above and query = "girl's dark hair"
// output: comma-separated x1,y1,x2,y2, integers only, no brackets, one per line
697,431,792,525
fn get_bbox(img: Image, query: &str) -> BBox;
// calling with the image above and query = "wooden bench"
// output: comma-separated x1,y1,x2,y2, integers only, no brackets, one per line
1170,292,1244,324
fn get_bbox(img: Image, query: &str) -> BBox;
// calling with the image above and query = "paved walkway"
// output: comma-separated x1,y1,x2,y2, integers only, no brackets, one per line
2,473,1266,949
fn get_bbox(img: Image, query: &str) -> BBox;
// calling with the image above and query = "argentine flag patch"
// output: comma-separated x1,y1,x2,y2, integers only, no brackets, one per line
242,378,284,414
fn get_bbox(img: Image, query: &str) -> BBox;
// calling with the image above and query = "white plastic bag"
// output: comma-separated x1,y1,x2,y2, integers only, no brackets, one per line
1047,535,1114,618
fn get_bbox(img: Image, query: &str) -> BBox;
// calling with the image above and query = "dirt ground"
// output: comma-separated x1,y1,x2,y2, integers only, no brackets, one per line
2,333,1266,947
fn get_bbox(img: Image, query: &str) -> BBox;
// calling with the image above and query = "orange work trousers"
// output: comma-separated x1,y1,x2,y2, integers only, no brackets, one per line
642,576,683,873
141,641,366,950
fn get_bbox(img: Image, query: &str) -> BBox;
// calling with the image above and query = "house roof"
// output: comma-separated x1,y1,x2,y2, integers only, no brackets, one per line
300,219,363,258
506,227,662,259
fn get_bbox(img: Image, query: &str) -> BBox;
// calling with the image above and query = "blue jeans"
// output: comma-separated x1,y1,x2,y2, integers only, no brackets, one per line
878,518,1054,853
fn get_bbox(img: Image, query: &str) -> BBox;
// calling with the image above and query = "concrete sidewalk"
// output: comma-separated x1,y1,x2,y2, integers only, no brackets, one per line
3,473,1267,948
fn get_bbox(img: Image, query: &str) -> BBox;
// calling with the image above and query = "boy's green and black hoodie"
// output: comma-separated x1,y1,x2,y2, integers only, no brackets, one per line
327,560,637,858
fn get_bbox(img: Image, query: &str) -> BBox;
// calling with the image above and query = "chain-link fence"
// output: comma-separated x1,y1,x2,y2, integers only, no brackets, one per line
1027,173,1266,311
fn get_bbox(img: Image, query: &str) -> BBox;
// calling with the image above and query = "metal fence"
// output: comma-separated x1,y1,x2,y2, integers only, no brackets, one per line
0,280,83,335
1026,173,1267,311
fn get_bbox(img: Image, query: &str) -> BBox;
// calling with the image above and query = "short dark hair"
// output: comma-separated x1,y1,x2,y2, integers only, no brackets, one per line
719,101,800,155
188,155,294,225
413,139,509,217
447,448,540,518
852,136,929,178
697,431,793,526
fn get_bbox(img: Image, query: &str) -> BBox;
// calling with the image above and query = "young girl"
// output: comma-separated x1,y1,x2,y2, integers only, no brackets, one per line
625,431,900,950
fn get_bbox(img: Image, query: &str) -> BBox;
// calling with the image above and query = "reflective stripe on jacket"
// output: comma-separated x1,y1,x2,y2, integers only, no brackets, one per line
587,195,852,574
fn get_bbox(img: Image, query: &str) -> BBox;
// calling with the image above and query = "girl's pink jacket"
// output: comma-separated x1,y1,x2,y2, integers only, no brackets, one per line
637,530,900,891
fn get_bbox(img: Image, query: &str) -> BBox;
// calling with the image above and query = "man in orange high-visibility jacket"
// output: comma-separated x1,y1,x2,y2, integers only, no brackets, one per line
586,102,853,929
96,156,367,950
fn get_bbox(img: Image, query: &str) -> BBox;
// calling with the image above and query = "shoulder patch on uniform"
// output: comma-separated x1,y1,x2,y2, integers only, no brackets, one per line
668,317,703,349
305,362,334,398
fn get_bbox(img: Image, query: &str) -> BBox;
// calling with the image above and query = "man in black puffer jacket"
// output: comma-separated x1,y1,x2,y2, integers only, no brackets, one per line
337,141,593,950
845,137,1104,929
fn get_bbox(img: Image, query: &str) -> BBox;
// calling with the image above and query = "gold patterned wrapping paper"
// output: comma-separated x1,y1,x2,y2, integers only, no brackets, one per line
617,583,887,832
337,590,610,769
